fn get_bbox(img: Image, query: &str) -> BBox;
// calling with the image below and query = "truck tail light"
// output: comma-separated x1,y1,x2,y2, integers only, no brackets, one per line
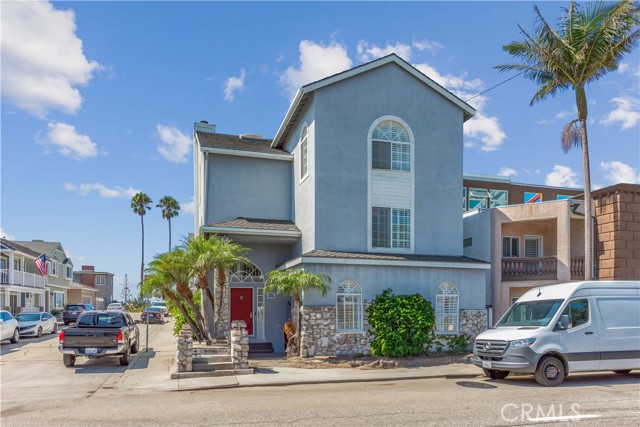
59,330,64,344
117,331,124,343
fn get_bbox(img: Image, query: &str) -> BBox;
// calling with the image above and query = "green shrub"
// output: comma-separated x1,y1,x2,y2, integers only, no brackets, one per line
367,288,435,357
432,334,470,354
169,290,201,336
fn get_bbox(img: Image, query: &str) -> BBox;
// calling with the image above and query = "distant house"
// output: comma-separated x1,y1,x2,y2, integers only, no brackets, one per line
194,54,491,355
67,282,98,308
0,238,47,314
11,240,75,312
73,265,114,309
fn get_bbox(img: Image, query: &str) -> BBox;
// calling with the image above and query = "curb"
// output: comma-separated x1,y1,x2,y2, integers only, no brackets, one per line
171,372,481,392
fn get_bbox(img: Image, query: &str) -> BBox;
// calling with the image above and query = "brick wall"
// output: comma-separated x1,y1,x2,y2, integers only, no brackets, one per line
593,184,640,280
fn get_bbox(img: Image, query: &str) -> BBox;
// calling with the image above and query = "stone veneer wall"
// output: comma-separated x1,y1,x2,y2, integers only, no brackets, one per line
230,320,249,369
300,305,371,357
459,309,488,340
214,281,230,338
175,326,194,372
593,184,640,279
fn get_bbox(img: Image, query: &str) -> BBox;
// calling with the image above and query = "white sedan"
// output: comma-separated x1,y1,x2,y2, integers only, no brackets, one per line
16,312,58,337
1,310,20,343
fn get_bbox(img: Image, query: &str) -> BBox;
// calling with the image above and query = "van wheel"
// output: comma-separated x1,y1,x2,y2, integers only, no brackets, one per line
10,329,20,344
63,354,76,367
483,369,510,380
535,356,565,387
613,370,632,375
119,350,130,366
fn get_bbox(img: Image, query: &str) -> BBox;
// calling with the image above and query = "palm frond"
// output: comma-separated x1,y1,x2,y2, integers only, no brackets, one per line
561,119,582,153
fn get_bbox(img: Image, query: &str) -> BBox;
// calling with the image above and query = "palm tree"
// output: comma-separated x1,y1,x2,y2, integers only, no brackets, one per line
264,269,331,355
157,196,180,252
182,235,219,336
142,269,205,342
131,192,153,289
148,250,212,343
495,0,640,280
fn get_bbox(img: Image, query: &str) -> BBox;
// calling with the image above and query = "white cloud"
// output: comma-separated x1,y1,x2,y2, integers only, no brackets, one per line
223,69,246,102
156,125,191,163
45,122,98,160
280,40,352,99
462,113,506,152
412,39,444,54
545,165,580,188
181,198,195,214
356,41,414,62
1,228,16,240
414,63,484,92
599,161,640,184
498,167,518,178
600,96,640,130
64,182,140,198
1,1,100,118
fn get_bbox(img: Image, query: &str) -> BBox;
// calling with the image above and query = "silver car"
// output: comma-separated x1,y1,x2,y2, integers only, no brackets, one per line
0,310,20,344
17,312,58,337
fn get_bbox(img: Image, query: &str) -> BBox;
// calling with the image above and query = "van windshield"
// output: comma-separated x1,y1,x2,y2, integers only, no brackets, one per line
496,299,564,327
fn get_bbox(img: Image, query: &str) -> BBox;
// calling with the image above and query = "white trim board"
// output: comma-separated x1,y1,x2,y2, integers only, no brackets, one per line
280,256,491,270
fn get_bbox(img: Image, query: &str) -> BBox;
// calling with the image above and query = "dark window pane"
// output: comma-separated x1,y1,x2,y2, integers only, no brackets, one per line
372,207,390,247
372,140,391,169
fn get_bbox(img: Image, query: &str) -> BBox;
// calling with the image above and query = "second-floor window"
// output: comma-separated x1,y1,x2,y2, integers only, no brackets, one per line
502,237,520,257
96,275,106,286
66,266,73,280
13,259,22,271
372,207,410,249
300,124,308,180
371,120,411,172
50,261,57,276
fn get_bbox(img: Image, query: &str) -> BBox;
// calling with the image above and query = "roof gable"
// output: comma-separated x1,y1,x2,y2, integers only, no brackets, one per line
272,54,476,148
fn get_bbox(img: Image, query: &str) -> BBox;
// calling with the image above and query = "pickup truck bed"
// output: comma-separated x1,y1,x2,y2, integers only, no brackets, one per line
59,311,140,367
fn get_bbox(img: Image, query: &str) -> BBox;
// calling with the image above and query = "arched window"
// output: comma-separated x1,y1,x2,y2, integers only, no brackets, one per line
300,124,308,180
371,120,410,172
436,283,459,334
228,261,263,283
336,280,363,332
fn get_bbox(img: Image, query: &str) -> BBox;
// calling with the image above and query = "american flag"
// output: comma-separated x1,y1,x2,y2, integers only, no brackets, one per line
35,254,48,276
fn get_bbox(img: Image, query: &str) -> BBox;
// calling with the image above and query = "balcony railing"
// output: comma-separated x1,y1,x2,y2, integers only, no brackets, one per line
502,257,558,281
570,257,585,280
0,269,46,289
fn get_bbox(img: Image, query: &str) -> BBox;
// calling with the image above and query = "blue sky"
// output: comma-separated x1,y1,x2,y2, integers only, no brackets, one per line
2,1,639,299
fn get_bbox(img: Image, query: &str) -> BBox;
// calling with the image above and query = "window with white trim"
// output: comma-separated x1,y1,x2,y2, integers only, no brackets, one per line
96,275,106,286
336,281,363,332
300,124,308,180
502,237,520,257
468,188,489,210
50,261,57,276
436,283,459,334
371,120,410,171
13,258,22,271
524,236,542,257
66,266,73,280
372,207,410,249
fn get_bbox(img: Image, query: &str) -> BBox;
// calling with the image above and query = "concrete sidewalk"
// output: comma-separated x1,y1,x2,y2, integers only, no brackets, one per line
117,319,482,393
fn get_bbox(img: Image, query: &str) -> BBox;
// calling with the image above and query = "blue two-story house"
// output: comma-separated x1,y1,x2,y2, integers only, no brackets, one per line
193,54,490,355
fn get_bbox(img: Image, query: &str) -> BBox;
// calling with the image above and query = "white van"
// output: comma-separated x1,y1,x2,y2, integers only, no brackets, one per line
472,281,640,386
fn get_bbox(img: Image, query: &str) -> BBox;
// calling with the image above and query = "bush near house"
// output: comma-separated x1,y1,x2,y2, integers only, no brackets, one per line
367,289,435,357
168,289,201,337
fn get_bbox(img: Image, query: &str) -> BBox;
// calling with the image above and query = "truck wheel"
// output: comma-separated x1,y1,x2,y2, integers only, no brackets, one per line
119,350,130,366
613,370,632,375
63,354,76,367
535,356,565,387
64,321,69,326
10,329,20,344
483,369,509,380
130,340,139,354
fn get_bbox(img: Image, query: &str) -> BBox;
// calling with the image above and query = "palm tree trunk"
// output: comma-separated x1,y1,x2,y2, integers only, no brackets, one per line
214,268,226,338
199,275,217,327
293,296,300,357
580,119,594,280
140,215,145,293
177,283,212,344
168,217,172,252
165,289,204,342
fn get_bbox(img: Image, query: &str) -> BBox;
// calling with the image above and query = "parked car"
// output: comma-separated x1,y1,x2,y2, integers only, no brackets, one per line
0,310,20,344
150,300,169,317
58,310,140,367
140,307,164,324
107,302,123,311
63,303,95,326
16,312,58,337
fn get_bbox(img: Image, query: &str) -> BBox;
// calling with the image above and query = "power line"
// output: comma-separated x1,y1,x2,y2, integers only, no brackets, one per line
464,71,526,103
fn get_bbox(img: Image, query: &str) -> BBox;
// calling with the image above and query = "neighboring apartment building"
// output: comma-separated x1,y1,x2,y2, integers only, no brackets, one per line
194,54,491,355
0,238,47,314
10,240,75,312
73,266,114,309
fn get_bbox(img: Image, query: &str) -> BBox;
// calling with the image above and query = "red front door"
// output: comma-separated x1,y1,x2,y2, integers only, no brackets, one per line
230,288,253,335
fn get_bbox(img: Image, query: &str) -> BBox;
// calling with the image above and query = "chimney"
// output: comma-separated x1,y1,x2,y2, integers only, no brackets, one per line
194,120,216,133
82,265,95,271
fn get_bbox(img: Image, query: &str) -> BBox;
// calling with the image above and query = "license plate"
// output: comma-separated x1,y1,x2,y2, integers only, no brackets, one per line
482,360,492,369
85,348,97,354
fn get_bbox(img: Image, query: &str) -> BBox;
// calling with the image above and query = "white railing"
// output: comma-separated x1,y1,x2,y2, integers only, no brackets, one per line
0,269,8,283
11,271,46,289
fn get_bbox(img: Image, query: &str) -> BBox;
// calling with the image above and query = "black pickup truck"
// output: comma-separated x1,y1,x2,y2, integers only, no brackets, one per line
58,311,140,367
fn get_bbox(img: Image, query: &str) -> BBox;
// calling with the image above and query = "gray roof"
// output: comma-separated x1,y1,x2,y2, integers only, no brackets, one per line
196,131,289,156
301,249,488,264
1,239,42,258
12,240,61,257
205,217,300,232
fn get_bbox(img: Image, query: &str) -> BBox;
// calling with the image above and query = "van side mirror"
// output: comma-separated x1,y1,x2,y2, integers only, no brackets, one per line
558,314,570,330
